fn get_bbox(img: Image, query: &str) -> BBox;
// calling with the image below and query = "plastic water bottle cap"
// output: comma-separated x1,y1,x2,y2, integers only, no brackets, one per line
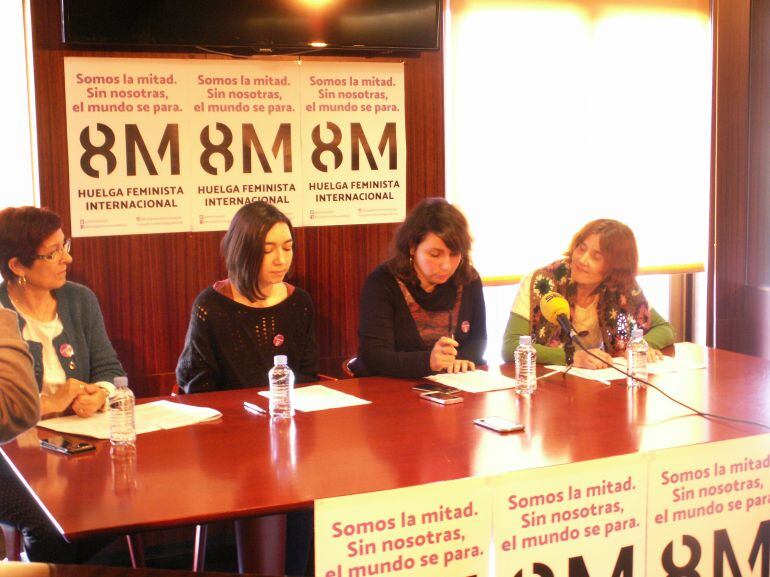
519,336,532,346
114,376,128,388
631,328,644,339
273,355,288,365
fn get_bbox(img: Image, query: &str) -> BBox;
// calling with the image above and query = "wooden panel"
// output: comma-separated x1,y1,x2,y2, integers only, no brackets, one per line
711,0,770,358
3,346,769,540
743,0,770,359
710,0,751,351
29,0,444,396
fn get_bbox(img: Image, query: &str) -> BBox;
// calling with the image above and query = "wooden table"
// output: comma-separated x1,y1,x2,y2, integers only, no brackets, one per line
2,344,768,541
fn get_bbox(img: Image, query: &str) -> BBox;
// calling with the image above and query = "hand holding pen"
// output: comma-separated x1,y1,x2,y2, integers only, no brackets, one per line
428,313,475,374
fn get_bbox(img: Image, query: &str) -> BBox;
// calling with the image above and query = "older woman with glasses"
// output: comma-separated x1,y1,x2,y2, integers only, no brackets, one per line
0,205,124,563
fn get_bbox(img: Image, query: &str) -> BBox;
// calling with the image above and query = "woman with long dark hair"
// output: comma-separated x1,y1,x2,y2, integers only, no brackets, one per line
353,197,486,378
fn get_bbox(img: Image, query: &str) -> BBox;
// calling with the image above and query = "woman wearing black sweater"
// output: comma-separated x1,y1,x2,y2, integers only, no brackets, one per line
352,197,486,378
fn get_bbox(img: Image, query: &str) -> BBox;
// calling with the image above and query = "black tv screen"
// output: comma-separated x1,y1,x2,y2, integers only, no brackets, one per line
61,0,442,52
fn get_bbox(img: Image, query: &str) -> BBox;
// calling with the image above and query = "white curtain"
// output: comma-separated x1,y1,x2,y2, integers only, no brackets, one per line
0,0,37,209
445,0,711,279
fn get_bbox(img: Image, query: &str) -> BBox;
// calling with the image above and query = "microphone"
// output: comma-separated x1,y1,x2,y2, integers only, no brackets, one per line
539,292,576,339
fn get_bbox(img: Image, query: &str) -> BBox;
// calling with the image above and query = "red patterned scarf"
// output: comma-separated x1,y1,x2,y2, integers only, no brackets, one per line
396,279,464,348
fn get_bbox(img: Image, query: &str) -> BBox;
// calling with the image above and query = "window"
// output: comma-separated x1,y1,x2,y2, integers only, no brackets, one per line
445,0,711,356
0,0,37,209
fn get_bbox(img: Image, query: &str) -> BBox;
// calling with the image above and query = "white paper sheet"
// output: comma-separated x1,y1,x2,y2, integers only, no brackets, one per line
544,365,621,385
425,369,518,393
259,385,371,412
544,347,708,385
613,355,707,375
37,400,222,439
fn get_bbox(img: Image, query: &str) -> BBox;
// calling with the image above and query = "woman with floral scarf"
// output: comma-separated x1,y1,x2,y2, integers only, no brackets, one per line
502,219,674,369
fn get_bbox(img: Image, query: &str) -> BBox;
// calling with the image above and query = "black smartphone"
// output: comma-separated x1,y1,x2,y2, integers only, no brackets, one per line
412,382,460,394
40,436,96,455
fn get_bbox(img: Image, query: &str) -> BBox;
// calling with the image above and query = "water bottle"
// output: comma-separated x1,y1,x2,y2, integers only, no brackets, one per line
626,328,649,388
514,336,537,394
109,376,136,445
269,355,295,419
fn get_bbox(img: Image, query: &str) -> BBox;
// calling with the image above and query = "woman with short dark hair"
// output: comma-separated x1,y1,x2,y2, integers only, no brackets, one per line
0,205,124,562
176,201,318,392
352,197,487,378
502,218,675,368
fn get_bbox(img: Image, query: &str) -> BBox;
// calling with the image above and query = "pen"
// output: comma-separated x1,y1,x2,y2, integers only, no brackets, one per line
448,311,454,340
243,401,267,416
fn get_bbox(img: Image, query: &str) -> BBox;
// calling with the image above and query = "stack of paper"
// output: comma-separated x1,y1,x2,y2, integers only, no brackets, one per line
259,385,371,412
38,400,222,439
426,370,517,393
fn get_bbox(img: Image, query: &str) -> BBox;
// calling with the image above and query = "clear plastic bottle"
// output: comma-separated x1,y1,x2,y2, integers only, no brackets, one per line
626,328,649,388
514,336,537,394
109,376,136,445
269,355,295,419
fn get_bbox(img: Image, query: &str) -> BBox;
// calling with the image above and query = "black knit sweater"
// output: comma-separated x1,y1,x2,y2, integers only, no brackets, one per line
176,285,319,392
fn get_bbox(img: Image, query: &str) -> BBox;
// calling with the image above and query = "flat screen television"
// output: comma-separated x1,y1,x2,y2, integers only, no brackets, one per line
61,0,442,52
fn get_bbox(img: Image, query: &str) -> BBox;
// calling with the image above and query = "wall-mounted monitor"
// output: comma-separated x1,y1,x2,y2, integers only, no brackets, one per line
61,0,442,52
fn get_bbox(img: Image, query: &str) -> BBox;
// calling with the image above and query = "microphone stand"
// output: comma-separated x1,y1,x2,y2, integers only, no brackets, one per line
564,338,575,368
556,315,578,370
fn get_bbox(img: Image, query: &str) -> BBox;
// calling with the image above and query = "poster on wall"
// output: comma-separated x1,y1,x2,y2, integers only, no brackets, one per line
64,57,192,236
63,57,405,237
300,61,406,225
186,60,302,231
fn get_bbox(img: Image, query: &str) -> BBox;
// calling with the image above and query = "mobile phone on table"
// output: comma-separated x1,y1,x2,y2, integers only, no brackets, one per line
473,416,525,433
40,436,96,455
412,382,460,394
420,391,463,405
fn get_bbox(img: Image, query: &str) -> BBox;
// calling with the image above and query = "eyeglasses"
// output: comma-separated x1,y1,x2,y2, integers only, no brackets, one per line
34,239,71,261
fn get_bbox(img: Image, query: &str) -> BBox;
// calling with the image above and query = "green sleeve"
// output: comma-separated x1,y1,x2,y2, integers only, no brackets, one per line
502,312,567,365
644,308,675,350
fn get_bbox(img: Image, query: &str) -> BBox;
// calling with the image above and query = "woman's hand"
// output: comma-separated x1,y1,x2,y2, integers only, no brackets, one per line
573,348,613,369
446,359,475,374
430,336,458,372
647,348,664,362
40,379,86,417
70,380,108,418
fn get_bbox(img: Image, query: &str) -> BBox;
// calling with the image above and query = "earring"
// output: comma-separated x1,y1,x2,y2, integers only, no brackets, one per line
409,255,414,267
17,275,26,288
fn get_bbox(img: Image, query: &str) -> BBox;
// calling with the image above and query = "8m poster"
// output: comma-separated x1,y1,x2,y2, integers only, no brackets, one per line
63,57,406,237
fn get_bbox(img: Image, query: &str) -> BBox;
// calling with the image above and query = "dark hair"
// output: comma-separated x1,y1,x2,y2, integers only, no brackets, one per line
0,206,62,282
388,197,476,285
566,219,638,292
221,201,295,302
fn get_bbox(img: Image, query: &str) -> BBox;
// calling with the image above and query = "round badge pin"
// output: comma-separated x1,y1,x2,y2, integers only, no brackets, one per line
59,343,74,358
273,334,285,347
461,321,470,333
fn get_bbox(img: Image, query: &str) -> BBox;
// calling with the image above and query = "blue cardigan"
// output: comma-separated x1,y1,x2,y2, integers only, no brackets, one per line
0,281,125,390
